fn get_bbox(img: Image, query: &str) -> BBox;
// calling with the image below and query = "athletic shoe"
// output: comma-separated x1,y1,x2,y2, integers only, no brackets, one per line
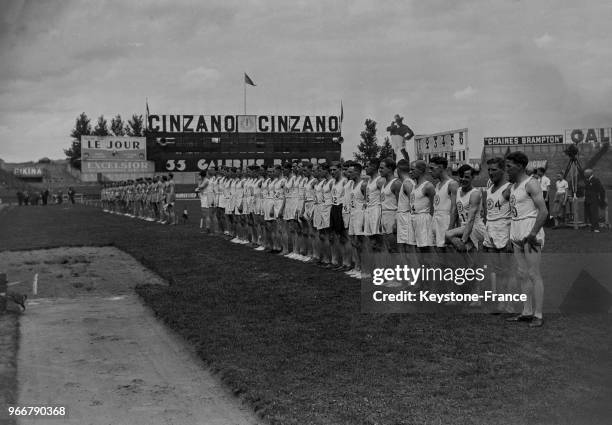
230,238,240,243
529,317,544,327
594,229,601,233
254,246,266,251
506,314,533,322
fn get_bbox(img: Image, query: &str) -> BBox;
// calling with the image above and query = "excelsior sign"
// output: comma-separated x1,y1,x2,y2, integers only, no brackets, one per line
148,115,341,133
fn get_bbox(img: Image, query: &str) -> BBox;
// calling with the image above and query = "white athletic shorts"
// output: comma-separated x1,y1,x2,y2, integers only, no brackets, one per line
303,201,315,222
348,209,365,236
409,213,433,247
363,205,382,236
283,197,298,220
397,212,413,244
484,219,511,249
315,204,331,230
200,196,208,208
510,217,545,247
273,199,284,219
380,210,397,235
454,222,487,250
431,213,450,248
263,199,275,221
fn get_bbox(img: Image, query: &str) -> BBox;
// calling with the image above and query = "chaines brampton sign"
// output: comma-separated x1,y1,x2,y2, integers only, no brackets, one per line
483,135,563,145
148,115,341,133
81,136,147,161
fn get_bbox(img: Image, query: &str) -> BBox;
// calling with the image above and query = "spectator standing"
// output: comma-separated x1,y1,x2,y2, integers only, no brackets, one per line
552,173,568,228
583,169,607,232
68,187,75,204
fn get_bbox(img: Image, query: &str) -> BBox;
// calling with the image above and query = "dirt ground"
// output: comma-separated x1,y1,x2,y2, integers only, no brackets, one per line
0,247,262,425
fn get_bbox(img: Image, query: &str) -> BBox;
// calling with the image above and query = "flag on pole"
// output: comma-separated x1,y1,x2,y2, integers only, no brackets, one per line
340,100,344,123
145,98,150,130
244,73,256,86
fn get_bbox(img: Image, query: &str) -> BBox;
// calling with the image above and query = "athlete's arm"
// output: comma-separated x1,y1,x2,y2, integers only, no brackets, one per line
481,190,488,225
391,179,402,202
525,179,548,241
424,182,435,217
448,180,459,228
461,190,482,244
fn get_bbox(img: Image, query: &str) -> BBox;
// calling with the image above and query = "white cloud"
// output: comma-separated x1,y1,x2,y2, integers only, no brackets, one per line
534,33,554,48
453,85,476,100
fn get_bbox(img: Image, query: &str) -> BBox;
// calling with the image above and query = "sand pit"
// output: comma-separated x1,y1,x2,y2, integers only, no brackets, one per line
0,247,261,425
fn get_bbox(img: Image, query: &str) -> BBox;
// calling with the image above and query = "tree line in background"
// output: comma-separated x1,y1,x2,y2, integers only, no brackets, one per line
66,114,394,171
65,113,145,170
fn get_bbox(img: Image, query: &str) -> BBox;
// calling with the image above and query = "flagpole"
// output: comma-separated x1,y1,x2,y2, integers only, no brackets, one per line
244,78,246,114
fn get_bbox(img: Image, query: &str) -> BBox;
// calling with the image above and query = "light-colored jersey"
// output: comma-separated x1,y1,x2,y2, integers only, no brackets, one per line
332,177,346,206
456,187,483,226
323,179,333,206
350,180,366,212
381,178,398,211
434,179,452,216
366,176,382,207
398,178,413,214
510,177,538,221
410,181,431,214
486,182,511,222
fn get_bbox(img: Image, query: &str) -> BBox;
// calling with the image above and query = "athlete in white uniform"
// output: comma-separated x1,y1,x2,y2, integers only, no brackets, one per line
505,151,548,327
409,160,435,250
302,164,318,261
429,156,458,250
445,165,487,251
378,157,402,253
329,162,348,268
396,159,415,253
340,164,355,269
347,162,366,277
482,157,515,313
196,170,211,233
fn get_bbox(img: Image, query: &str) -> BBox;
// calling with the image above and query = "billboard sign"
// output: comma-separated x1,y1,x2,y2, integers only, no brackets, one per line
148,114,341,134
483,135,563,145
564,128,611,145
81,160,155,173
415,128,468,156
81,136,147,160
14,167,43,178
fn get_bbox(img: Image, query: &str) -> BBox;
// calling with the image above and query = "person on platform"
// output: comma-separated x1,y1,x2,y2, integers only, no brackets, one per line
552,173,568,228
583,169,607,233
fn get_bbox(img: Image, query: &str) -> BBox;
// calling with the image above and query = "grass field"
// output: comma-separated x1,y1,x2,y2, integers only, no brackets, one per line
1,203,611,425
0,312,18,425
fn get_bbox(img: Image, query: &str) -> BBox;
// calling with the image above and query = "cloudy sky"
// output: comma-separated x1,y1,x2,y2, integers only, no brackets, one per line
1,0,612,163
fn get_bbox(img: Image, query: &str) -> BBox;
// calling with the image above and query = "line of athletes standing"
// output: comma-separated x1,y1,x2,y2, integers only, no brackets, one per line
194,151,548,326
100,173,178,225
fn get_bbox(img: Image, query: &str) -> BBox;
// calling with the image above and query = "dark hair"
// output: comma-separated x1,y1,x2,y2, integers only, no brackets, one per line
486,157,505,169
505,151,529,168
538,167,546,173
199,171,206,178
348,162,362,172
397,159,411,173
380,157,396,171
457,164,475,177
429,156,448,169
368,158,380,169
